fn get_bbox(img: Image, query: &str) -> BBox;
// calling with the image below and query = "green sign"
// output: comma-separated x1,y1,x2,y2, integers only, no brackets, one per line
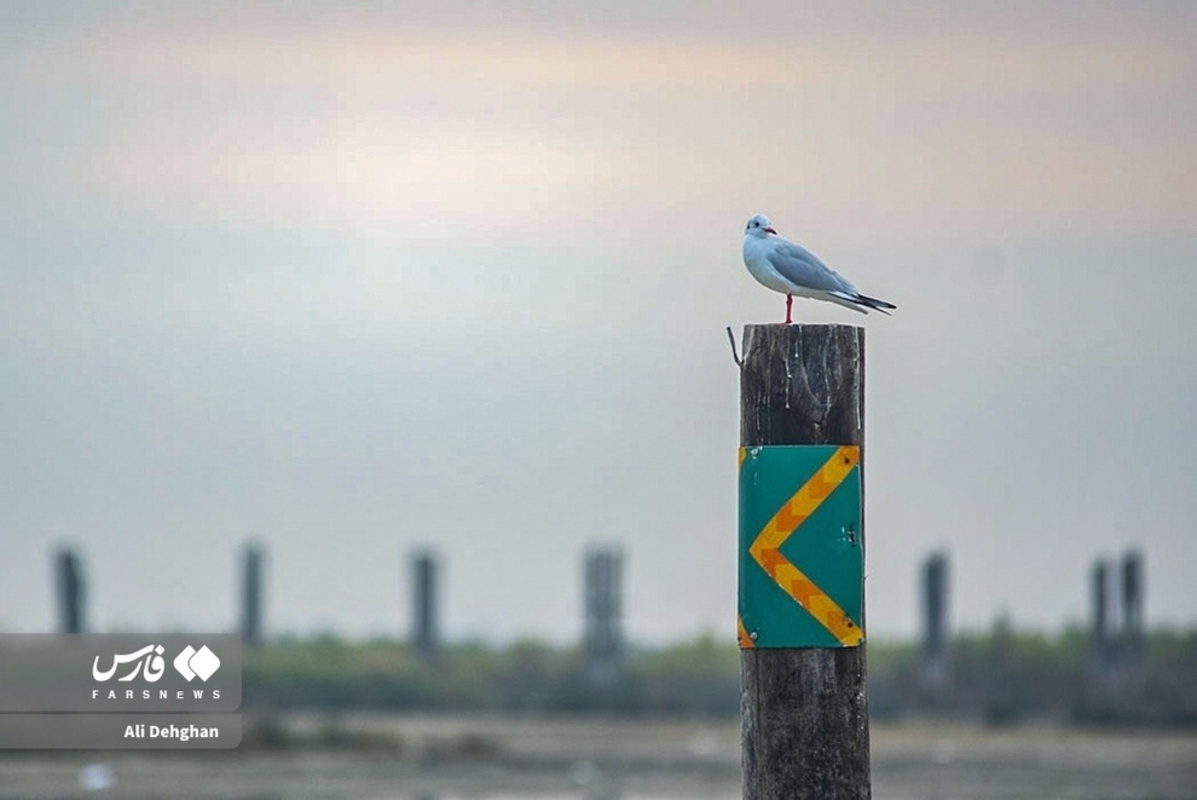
738,445,864,648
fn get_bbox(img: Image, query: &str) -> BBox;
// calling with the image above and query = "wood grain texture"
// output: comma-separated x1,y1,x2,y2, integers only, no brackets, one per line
740,323,870,800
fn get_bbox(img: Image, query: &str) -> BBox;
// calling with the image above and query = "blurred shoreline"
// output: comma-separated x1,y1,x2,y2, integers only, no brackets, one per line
238,629,1197,725
3,715,1196,799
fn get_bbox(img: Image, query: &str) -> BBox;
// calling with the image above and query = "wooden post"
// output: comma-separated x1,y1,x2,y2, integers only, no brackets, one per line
739,323,870,800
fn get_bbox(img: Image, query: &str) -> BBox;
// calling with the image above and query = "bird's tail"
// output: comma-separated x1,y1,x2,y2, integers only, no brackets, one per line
827,290,897,315
854,293,897,314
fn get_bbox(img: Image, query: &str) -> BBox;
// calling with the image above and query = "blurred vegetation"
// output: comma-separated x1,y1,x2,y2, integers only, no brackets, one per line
242,625,1197,725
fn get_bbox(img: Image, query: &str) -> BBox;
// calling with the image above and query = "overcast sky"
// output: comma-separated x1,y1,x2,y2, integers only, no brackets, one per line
2,1,1195,643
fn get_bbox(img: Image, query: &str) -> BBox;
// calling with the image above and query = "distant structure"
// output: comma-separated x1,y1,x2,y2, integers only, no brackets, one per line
917,551,951,703
1096,560,1110,651
1084,558,1117,711
1083,549,1147,719
409,549,440,660
1089,559,1114,669
241,542,265,646
1115,553,1144,661
583,545,624,683
55,547,86,634
1119,549,1146,682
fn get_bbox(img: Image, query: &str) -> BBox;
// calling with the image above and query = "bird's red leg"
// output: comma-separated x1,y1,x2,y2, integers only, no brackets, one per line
785,294,793,324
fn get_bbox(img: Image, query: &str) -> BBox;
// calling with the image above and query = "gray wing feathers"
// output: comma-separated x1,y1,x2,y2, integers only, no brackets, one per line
767,241,857,294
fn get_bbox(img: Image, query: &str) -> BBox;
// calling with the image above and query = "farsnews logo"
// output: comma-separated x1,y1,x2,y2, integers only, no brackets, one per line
92,644,222,683
173,645,221,682
92,644,168,683
0,633,239,715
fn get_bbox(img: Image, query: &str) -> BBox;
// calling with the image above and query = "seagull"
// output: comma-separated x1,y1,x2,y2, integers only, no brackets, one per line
742,213,896,323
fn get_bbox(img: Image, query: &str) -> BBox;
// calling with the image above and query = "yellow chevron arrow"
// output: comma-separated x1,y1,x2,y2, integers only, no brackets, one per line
747,445,862,647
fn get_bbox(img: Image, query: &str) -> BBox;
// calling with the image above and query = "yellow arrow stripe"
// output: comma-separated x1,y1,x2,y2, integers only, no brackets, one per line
737,615,755,649
749,446,859,560
770,560,863,646
748,445,862,646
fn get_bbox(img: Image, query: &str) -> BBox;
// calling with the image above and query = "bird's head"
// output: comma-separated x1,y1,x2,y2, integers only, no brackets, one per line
745,214,777,237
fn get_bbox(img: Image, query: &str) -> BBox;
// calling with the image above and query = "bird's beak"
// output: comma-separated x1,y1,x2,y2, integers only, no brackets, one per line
764,227,777,234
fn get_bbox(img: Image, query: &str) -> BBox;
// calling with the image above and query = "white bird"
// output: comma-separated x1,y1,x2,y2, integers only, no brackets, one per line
742,213,896,323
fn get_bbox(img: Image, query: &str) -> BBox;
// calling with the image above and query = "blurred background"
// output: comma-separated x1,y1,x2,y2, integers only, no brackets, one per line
2,1,1195,798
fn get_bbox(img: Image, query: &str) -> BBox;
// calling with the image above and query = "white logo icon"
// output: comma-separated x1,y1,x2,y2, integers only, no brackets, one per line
92,645,167,683
173,645,221,682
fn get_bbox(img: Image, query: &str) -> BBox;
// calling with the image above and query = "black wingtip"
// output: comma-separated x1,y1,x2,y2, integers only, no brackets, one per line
857,293,897,312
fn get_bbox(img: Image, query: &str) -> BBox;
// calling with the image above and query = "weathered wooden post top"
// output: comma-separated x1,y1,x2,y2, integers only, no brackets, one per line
737,323,870,800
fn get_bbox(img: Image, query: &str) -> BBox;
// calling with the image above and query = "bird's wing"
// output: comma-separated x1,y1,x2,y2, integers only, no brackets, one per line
766,240,858,294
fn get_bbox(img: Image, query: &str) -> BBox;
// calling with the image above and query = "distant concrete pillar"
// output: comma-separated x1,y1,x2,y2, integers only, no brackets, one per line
1119,550,1145,677
1090,559,1111,661
918,551,951,700
1120,550,1143,638
410,549,440,659
583,545,624,683
922,552,948,656
241,543,265,646
55,548,85,634
1083,558,1114,716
